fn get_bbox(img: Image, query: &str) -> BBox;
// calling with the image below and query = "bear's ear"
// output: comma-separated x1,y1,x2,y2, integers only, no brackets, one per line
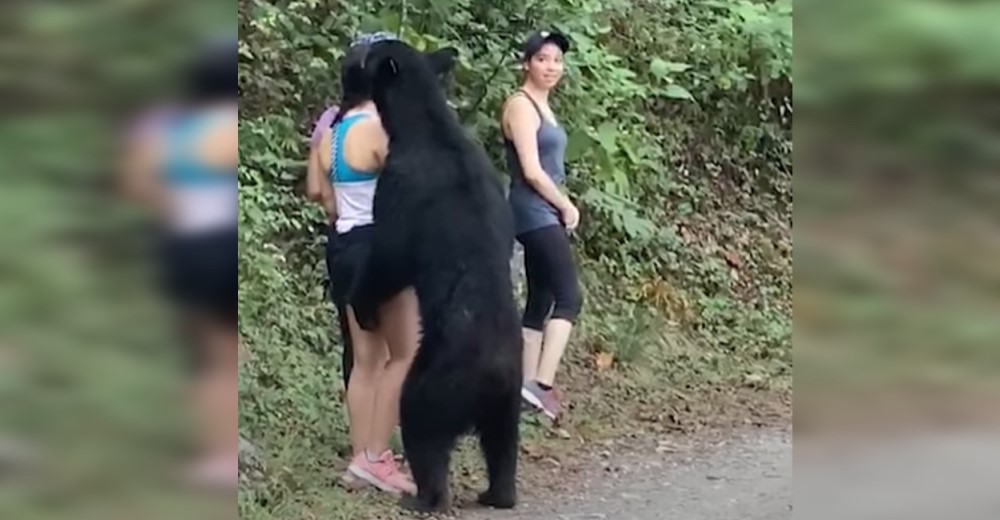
383,56,399,76
426,47,458,76
371,54,400,85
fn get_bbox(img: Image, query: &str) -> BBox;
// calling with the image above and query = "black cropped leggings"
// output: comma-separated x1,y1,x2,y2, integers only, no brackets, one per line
518,224,583,331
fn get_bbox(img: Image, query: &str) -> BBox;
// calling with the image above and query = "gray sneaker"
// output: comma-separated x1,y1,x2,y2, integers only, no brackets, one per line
521,381,562,420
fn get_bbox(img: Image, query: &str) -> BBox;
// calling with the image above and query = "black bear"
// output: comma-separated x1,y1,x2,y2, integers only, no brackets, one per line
351,40,523,513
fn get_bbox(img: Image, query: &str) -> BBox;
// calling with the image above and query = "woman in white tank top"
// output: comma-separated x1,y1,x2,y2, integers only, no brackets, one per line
120,36,238,490
305,32,421,496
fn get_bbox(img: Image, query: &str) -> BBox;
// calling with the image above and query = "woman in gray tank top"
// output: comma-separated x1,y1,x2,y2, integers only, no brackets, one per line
501,30,583,420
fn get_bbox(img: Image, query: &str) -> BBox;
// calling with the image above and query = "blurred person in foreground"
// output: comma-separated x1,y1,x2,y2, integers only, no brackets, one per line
119,37,238,490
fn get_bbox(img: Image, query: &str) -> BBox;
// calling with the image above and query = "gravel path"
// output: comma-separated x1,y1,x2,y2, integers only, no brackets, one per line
464,428,792,520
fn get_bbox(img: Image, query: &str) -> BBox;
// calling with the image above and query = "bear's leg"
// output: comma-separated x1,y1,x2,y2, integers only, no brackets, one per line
399,427,455,513
476,391,520,509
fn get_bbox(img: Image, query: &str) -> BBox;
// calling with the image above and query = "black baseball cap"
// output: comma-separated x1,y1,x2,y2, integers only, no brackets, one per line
521,30,571,62
186,34,236,101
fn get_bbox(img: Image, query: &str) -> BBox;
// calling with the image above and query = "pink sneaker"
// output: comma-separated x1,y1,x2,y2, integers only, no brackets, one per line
348,450,417,496
188,453,238,490
339,468,369,491
521,381,563,420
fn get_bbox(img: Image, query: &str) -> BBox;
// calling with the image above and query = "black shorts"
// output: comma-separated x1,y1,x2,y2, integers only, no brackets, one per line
160,227,237,326
325,223,375,389
325,224,375,310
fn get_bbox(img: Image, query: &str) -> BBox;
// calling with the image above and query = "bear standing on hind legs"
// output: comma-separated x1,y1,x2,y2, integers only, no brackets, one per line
351,39,524,514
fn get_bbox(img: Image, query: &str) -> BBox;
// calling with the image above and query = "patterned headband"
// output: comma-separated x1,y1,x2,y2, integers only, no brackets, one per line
350,31,399,48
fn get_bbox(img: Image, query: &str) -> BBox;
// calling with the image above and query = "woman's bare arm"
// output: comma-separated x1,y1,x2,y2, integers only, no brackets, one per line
307,129,337,221
120,132,163,210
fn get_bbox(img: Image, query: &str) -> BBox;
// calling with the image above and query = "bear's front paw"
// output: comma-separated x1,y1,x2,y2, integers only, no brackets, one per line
353,304,379,332
399,493,451,514
477,488,517,509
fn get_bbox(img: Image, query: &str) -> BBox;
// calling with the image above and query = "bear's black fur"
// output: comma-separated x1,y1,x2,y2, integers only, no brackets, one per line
351,40,523,513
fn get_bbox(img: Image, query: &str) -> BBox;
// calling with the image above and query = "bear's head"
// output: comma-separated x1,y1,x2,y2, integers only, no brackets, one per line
363,40,459,136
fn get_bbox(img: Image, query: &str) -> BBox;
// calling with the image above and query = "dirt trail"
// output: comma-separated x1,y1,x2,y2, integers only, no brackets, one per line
464,427,792,520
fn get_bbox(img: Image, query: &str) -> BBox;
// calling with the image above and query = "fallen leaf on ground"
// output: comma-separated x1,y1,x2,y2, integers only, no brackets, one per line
594,352,615,371
655,441,678,454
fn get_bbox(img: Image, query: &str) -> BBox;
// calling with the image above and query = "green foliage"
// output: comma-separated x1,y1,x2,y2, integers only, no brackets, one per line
1,3,234,518
239,0,792,516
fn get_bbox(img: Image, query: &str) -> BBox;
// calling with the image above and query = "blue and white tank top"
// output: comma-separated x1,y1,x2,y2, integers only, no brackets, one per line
330,113,379,235
160,107,237,235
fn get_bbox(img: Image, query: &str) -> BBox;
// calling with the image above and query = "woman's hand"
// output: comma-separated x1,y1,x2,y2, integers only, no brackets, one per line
560,200,580,232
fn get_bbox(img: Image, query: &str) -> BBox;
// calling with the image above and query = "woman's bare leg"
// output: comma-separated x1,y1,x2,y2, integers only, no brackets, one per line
522,328,544,383
190,316,239,486
345,307,389,457
365,287,420,456
535,318,573,387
